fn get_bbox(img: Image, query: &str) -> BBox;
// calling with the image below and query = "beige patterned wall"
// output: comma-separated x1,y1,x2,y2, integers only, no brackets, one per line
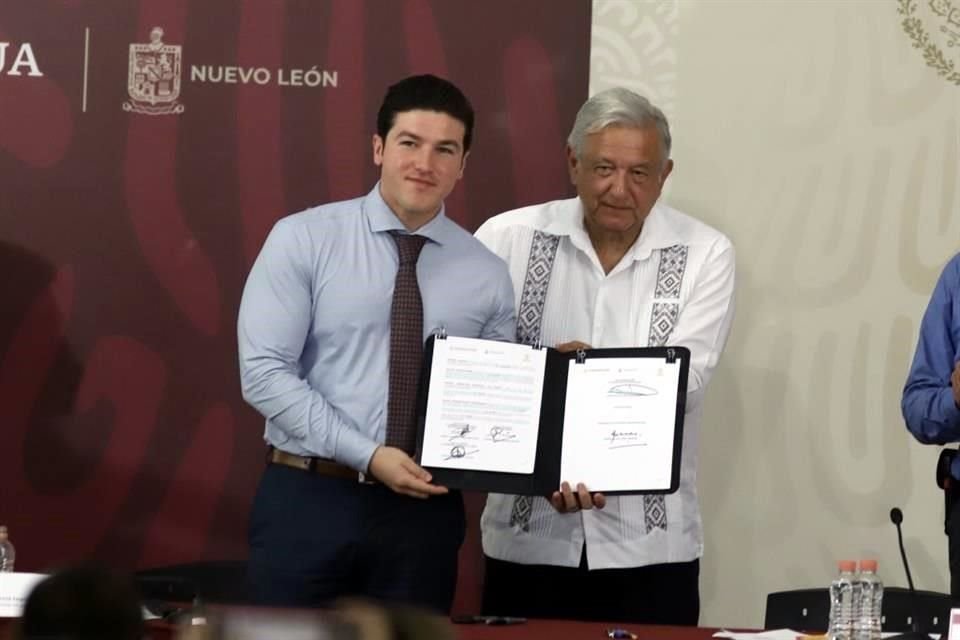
591,0,960,628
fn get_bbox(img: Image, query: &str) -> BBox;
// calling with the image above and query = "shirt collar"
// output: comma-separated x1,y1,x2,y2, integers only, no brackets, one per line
362,182,453,245
542,197,684,262
625,203,685,261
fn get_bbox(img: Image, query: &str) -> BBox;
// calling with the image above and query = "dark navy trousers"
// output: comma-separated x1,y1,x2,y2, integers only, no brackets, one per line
482,552,700,624
948,492,960,596
247,463,465,613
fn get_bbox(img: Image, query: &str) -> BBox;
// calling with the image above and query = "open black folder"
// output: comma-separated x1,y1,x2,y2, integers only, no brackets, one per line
414,334,689,496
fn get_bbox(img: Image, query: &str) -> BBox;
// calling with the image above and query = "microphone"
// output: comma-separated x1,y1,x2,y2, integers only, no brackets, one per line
887,507,927,640
890,508,916,592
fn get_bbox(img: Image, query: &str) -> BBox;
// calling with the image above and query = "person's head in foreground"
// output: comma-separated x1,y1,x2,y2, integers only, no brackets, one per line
18,565,144,640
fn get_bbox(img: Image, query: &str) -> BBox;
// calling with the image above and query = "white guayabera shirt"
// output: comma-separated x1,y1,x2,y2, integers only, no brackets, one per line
475,197,736,569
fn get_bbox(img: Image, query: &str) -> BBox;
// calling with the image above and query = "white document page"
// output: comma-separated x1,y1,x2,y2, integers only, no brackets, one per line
420,336,547,473
559,356,681,492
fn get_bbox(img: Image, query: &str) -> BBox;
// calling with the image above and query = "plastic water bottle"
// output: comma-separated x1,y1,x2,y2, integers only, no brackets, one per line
854,559,883,640
0,525,15,572
189,596,208,626
829,560,858,640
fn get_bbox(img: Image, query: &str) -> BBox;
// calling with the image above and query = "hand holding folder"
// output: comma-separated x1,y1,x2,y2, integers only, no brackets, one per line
550,481,607,512
548,341,607,512
367,446,448,499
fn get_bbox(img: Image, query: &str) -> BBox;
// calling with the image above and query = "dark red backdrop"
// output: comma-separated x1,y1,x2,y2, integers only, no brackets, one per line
0,0,590,612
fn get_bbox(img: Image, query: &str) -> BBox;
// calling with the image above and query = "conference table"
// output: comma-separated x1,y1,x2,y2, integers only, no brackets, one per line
0,617,734,639
453,621,728,639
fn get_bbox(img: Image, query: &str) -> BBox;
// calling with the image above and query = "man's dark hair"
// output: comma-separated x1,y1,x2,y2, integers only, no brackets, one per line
18,565,144,640
376,74,475,152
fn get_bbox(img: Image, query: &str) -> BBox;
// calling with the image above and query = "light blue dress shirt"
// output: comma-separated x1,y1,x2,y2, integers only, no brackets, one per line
238,184,517,473
902,253,960,466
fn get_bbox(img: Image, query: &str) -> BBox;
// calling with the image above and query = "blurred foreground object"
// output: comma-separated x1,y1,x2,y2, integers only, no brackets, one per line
175,598,455,640
17,565,144,640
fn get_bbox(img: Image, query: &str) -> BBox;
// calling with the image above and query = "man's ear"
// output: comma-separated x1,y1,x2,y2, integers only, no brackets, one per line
566,145,579,185
372,134,384,167
659,158,674,185
458,150,469,179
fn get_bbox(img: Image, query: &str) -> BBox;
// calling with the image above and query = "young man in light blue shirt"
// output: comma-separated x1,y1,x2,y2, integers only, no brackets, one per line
238,74,516,612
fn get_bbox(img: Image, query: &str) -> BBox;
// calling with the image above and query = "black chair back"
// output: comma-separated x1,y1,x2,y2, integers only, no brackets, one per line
881,586,955,635
764,588,830,631
135,560,248,605
764,587,956,633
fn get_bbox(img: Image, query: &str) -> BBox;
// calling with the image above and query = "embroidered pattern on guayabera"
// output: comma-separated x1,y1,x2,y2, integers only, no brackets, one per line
642,244,688,532
509,230,560,534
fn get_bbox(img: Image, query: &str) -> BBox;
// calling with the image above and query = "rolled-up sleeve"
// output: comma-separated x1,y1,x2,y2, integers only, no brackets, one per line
902,257,960,444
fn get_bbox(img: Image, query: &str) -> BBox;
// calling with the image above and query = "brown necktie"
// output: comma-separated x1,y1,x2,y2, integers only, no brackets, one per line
385,232,428,454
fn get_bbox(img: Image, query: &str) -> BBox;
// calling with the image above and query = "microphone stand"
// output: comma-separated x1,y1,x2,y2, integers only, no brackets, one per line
887,510,929,640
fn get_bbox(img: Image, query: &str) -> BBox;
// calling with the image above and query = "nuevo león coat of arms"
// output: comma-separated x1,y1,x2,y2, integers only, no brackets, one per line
123,26,184,115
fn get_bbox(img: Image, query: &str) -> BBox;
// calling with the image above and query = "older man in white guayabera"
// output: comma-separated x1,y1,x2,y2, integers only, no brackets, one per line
474,88,736,625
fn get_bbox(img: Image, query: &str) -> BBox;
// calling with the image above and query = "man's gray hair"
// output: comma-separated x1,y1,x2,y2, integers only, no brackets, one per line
567,88,671,161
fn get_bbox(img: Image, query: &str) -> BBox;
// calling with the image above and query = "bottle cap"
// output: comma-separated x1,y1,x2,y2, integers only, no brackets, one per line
838,560,856,572
859,559,878,572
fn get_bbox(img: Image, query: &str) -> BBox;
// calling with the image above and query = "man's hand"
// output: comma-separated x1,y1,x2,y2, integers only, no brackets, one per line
952,361,960,407
556,341,592,353
368,446,448,499
549,481,606,513
550,343,603,514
